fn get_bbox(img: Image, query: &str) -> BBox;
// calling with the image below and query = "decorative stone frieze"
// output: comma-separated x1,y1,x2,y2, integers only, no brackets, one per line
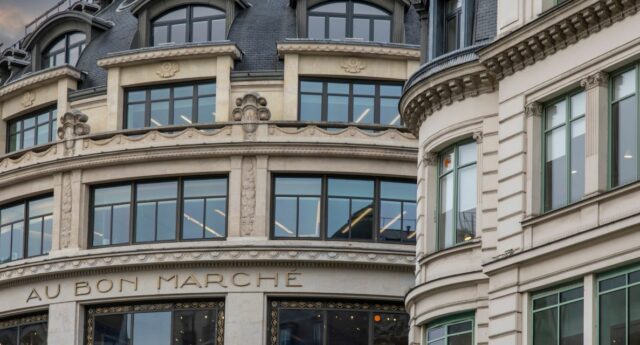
0,66,82,100
341,57,367,73
277,41,420,60
155,61,180,78
97,43,242,68
580,70,609,89
60,172,73,249
240,156,257,236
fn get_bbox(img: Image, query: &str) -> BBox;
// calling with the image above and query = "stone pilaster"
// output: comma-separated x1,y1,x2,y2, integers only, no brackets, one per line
581,71,609,197
48,302,83,345
225,293,265,344
525,102,543,218
583,274,596,345
422,150,439,255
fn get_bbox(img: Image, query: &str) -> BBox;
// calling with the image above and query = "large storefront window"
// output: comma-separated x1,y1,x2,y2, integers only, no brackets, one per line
90,177,227,247
438,141,477,249
307,1,392,42
87,301,224,345
152,5,225,46
0,314,48,345
299,80,403,126
532,285,584,345
270,300,408,345
0,195,53,264
425,313,474,345
7,107,57,153
543,91,586,211
598,266,640,345
125,82,216,129
272,176,416,243
611,65,640,188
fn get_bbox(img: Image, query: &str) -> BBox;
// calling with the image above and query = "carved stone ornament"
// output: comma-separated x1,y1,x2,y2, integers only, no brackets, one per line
156,61,180,78
240,156,257,236
21,91,36,107
524,102,543,118
60,172,72,249
58,109,91,156
423,151,438,166
341,57,366,73
473,131,483,143
232,93,271,138
580,71,609,90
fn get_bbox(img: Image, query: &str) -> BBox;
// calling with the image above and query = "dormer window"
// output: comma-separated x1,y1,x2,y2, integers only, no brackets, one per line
42,32,86,69
151,5,226,46
307,1,392,43
429,0,474,59
444,0,462,53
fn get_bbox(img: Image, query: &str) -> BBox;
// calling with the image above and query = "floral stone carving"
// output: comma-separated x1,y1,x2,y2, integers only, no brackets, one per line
156,62,180,78
341,58,366,73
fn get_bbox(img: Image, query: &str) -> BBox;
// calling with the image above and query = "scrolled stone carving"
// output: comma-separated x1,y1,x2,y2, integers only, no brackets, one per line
341,57,366,73
232,93,271,139
60,172,72,249
580,71,609,90
155,61,180,78
58,109,91,156
21,91,35,107
473,131,483,143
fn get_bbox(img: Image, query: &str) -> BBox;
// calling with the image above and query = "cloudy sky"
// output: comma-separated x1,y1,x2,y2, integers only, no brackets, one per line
0,0,59,47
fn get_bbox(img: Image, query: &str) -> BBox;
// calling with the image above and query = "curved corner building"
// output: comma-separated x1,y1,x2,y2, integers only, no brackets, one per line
401,0,640,344
0,0,422,344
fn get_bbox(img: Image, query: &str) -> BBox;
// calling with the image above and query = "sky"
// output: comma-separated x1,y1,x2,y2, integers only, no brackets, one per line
0,0,59,47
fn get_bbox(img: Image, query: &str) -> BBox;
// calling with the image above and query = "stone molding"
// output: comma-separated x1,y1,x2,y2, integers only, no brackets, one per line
277,41,420,60
580,70,609,89
0,66,82,101
525,101,544,118
97,43,242,68
0,246,414,287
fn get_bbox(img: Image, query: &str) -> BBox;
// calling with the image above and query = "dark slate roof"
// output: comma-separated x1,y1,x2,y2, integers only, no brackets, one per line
1,0,422,91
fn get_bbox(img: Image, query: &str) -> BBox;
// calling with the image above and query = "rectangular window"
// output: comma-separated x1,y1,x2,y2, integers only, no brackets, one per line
0,314,48,345
444,0,461,54
272,176,416,244
90,177,228,247
124,81,216,129
611,65,639,188
7,107,57,153
598,266,640,345
438,141,477,250
270,300,409,345
425,313,474,345
543,91,586,211
532,285,584,345
87,301,224,345
0,195,53,264
299,79,403,126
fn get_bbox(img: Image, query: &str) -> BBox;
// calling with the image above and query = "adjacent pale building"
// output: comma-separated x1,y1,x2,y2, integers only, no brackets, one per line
401,0,640,344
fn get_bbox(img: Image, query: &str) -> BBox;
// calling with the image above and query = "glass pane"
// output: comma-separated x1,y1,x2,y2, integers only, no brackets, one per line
631,270,640,284
449,333,472,345
534,293,559,310
19,322,47,345
439,173,454,249
373,313,409,345
192,21,208,42
192,6,224,18
275,197,296,237
133,312,171,345
354,3,387,15
112,204,130,244
184,179,227,198
353,18,370,40
300,94,322,122
353,97,374,124
533,308,558,345
379,200,402,241
183,199,204,239
23,117,35,130
308,16,326,39
600,275,626,292
612,96,638,186
171,23,187,44
380,98,401,126
95,185,131,206
328,17,346,39
28,218,43,257
613,68,636,100
560,287,583,302
327,198,349,239
135,202,156,242
440,150,454,173
571,92,586,118
11,223,23,261
93,206,111,246
137,181,178,201
278,309,323,345
630,285,640,345
42,215,52,254
458,142,477,166
150,101,169,127
298,197,321,237
174,99,193,125
29,197,52,217
600,289,626,345
328,179,374,198
560,301,583,345
311,2,347,13
128,90,146,103
1,204,24,224
328,82,349,94
446,0,463,13
301,81,323,93
327,310,369,345
0,226,10,263
69,32,85,45
547,100,567,128
23,128,35,148
94,314,131,345
157,201,177,241
457,166,476,243
198,96,216,123
427,326,445,341
49,37,66,51
205,198,226,238
545,127,567,210
127,103,146,129
449,320,472,333
327,95,349,122
404,202,417,241
0,328,17,345
381,181,415,200
151,88,170,100
570,118,585,203
353,84,375,95
445,16,458,53
275,177,322,195
381,85,402,97
153,25,169,45
350,199,374,240
373,20,391,43
211,19,226,41
174,310,217,345
37,124,50,145
198,83,216,95
69,46,80,66
156,8,187,22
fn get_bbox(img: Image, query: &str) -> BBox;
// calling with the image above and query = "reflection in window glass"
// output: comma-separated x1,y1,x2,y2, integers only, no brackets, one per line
7,108,57,153
438,142,476,250
308,1,391,42
426,315,473,345
327,178,374,240
152,5,225,46
0,196,52,264
42,32,86,69
599,267,640,345
0,317,47,345
532,286,583,345
274,177,322,238
182,178,227,240
612,67,639,187
379,181,416,242
444,0,461,54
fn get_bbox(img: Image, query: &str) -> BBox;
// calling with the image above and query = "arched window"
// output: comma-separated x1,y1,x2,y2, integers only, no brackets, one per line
152,5,226,46
308,1,391,42
42,32,86,69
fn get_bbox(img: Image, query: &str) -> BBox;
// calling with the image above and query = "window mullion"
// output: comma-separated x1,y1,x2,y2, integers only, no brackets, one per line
566,96,572,206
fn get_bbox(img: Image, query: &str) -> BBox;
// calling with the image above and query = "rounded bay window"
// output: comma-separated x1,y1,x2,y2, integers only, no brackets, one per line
151,5,226,46
307,1,392,42
41,32,86,69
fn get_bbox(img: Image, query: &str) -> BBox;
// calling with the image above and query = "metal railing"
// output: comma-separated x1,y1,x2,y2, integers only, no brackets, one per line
25,0,77,36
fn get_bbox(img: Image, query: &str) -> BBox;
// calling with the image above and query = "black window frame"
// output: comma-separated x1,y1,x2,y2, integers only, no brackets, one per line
151,4,226,46
443,0,462,54
307,0,393,42
0,313,48,345
124,80,217,129
41,31,86,69
0,194,54,265
270,175,417,244
6,107,58,153
298,78,404,126
89,176,229,248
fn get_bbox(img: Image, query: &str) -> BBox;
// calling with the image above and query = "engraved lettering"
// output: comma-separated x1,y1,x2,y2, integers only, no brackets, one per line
205,274,228,288
97,279,114,293
286,272,303,287
46,284,61,299
232,273,250,287
257,272,279,288
157,275,178,290
120,278,138,292
75,282,91,296
26,289,42,303
180,273,203,288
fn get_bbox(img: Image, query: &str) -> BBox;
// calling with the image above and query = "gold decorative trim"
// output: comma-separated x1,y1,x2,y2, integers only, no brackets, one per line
277,42,420,60
0,313,47,330
0,66,82,100
97,44,242,68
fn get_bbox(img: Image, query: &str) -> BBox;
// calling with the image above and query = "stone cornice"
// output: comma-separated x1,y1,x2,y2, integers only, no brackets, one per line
0,66,82,101
479,0,640,80
277,40,420,60
97,43,243,68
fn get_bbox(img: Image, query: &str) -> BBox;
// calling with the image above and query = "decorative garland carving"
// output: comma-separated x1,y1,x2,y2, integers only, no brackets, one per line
155,61,180,78
60,172,73,249
277,42,420,59
240,156,257,236
341,57,366,73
